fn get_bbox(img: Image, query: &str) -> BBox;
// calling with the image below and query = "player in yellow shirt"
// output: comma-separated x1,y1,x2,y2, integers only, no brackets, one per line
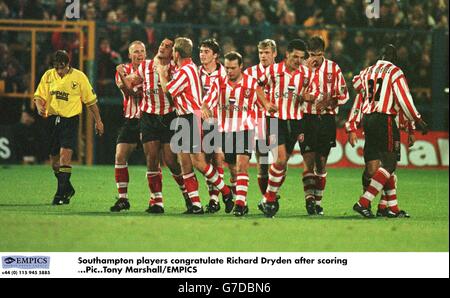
34,50,104,205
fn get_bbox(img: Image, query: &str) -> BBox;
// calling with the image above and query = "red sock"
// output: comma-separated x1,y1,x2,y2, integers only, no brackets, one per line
359,168,391,208
147,171,163,206
183,172,201,206
230,177,237,194
235,173,249,207
203,164,230,195
378,194,388,210
257,174,268,195
264,164,286,203
302,170,315,201
115,164,129,199
385,174,399,213
314,172,327,205
172,173,187,194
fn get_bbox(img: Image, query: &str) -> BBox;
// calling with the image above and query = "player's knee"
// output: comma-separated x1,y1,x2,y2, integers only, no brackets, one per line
51,163,59,172
115,153,127,165
274,159,287,169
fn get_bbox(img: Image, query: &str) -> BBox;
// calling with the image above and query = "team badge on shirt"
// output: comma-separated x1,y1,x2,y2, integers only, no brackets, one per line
71,81,78,89
327,73,332,83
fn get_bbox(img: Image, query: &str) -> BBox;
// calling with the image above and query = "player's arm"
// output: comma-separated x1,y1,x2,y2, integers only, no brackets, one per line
116,64,142,97
334,67,349,106
33,72,50,117
86,103,104,136
80,73,104,136
201,80,219,120
302,71,320,103
156,64,174,106
345,92,363,147
392,71,428,134
256,86,277,113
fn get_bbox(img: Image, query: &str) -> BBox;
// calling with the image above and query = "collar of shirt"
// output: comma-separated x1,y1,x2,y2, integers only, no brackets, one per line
180,58,194,68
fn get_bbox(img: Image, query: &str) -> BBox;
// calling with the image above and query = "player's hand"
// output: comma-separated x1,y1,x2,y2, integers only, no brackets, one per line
348,131,358,147
201,106,211,120
116,64,125,76
95,120,104,136
265,102,278,114
156,64,169,79
408,133,416,147
415,118,428,135
35,98,47,117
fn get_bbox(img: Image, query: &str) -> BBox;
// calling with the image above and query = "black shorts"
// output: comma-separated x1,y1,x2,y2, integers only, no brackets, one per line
140,111,177,144
298,114,337,156
202,118,222,154
223,130,255,165
48,115,79,156
266,117,302,155
172,113,203,153
363,113,400,163
116,118,140,144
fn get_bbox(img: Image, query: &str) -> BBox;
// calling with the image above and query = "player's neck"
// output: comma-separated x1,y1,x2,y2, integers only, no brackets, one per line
155,55,170,66
316,58,324,68
178,58,191,67
229,73,242,85
203,62,217,74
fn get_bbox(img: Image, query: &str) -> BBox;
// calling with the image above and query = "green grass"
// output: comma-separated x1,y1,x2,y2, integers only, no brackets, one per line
0,165,448,252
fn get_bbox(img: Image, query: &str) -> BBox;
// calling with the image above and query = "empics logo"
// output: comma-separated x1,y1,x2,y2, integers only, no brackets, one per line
2,256,50,269
65,0,80,19
365,0,380,19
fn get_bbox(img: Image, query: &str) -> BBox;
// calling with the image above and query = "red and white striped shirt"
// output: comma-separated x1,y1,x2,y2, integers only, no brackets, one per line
346,60,420,131
259,61,316,120
352,60,421,121
345,91,416,133
115,63,141,119
167,59,203,115
204,73,259,133
137,59,176,115
305,58,349,115
244,63,271,138
199,63,226,98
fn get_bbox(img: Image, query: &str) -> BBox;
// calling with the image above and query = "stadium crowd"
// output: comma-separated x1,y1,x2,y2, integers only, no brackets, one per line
0,0,448,106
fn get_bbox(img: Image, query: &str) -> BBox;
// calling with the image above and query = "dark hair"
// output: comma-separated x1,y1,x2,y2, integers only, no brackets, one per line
308,36,325,52
287,39,307,53
52,50,70,68
224,51,243,65
199,38,221,55
379,43,397,63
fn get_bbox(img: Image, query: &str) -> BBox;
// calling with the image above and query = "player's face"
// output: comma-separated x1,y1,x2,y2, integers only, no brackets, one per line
258,47,276,67
199,46,217,66
129,43,146,65
55,64,70,78
286,49,306,70
158,39,174,59
308,50,324,68
225,59,242,81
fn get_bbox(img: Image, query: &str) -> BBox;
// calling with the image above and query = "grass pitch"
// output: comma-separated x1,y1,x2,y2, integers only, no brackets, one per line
0,165,447,252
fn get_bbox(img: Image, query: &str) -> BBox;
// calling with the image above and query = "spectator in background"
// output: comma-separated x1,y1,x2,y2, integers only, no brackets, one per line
329,40,353,74
12,108,48,164
294,0,318,24
0,0,10,18
279,10,299,41
97,38,122,96
84,2,96,21
0,43,26,93
23,0,47,20
49,0,66,20
97,0,111,20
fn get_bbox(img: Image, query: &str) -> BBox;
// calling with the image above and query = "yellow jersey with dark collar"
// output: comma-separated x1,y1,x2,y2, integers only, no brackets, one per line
34,67,97,118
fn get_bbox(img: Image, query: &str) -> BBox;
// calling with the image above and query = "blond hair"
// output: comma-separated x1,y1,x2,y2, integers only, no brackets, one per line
174,37,193,58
